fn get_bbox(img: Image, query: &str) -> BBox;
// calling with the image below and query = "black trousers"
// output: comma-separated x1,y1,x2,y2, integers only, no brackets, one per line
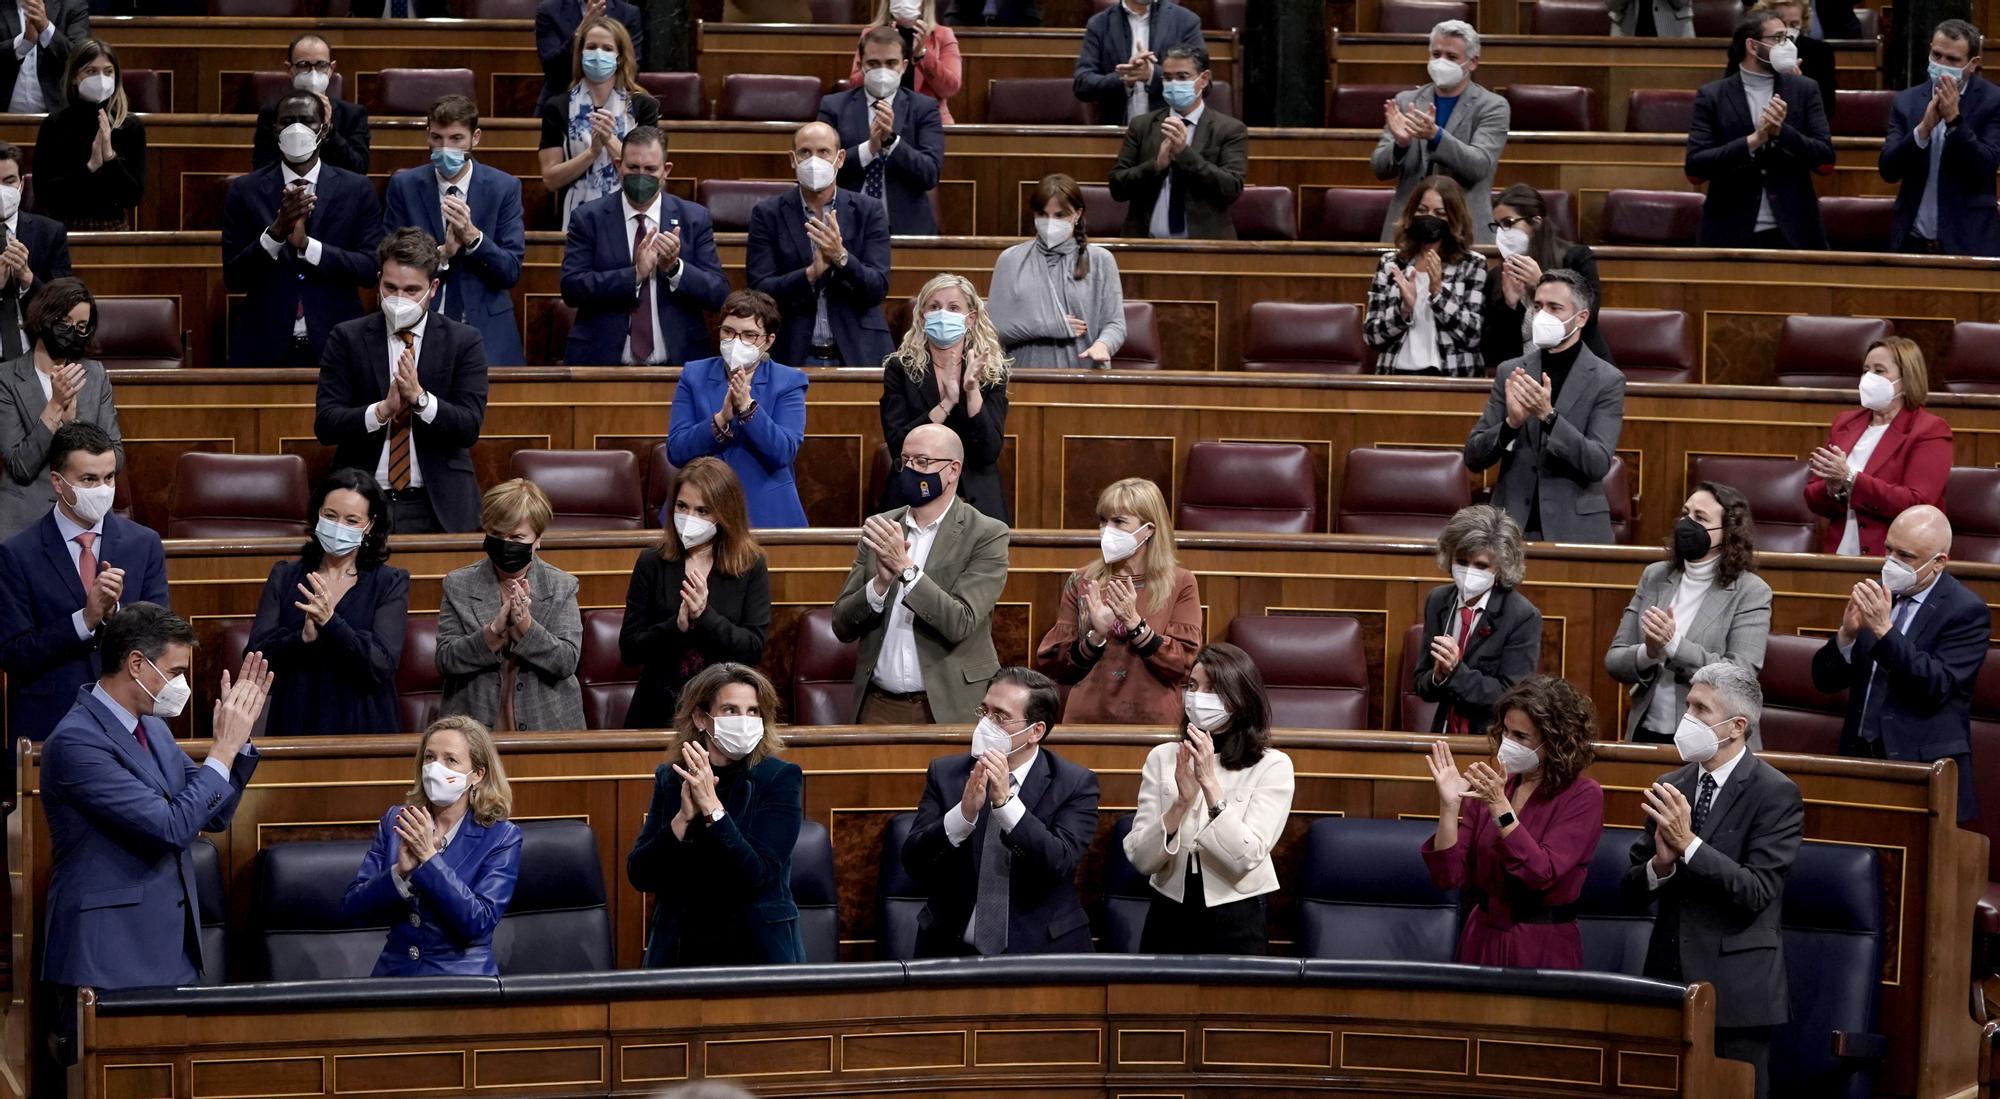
1140,859,1268,955
1751,228,1792,249
1717,1025,1772,1099
389,491,443,535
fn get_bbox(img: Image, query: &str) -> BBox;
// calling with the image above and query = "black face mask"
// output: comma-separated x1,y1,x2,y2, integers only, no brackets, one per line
1406,214,1452,247
891,465,947,508
1673,516,1717,563
43,321,91,361
484,534,534,574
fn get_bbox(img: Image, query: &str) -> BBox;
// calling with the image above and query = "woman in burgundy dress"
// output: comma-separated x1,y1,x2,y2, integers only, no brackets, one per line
1421,675,1605,969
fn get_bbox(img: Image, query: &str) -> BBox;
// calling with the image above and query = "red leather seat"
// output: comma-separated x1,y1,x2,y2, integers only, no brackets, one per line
1832,89,1895,137
371,68,476,117
1178,442,1318,533
463,0,540,15
1241,302,1366,374
1604,455,1636,545
1599,189,1703,246
1077,183,1129,238
1110,301,1160,370
1773,315,1892,388
1307,188,1396,242
1328,84,1409,129
986,78,1091,124
1214,0,1246,26
695,179,795,232
1942,322,2000,395
397,615,443,734
166,453,310,539
1396,623,1437,732
1378,0,1469,32
579,608,639,730
716,74,823,123
212,0,313,13
509,450,644,531
1688,455,1819,553
236,70,345,113
792,607,857,726
1691,0,1738,34
120,69,170,114
1946,468,2000,564
1224,615,1369,730
89,297,186,369
644,443,678,529
1625,89,1696,133
208,619,270,738
1335,447,1470,539
1502,84,1596,131
866,442,891,514
636,72,707,120
1530,0,1609,34
1820,195,1894,252
1492,187,1576,242
1204,81,1237,120
1232,186,1297,241
1756,633,1847,755
1597,308,1696,383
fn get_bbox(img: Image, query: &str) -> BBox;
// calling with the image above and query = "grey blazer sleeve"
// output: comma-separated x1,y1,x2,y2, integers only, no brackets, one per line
1542,367,1624,481
1369,91,1413,181
1429,91,1510,186
1670,575,1772,678
1604,564,1666,685
512,569,582,679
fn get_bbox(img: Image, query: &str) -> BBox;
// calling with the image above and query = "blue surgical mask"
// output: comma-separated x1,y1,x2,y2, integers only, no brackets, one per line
1162,79,1199,111
430,146,468,177
1930,60,1966,86
581,49,618,82
315,516,367,557
923,309,967,347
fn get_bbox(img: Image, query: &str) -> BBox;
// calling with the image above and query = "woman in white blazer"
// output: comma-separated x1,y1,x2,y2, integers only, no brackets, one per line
1123,642,1295,954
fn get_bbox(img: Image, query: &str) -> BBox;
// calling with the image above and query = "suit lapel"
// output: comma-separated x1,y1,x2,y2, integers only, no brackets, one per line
780,190,813,270
83,690,171,797
1551,353,1596,424
7,354,40,425
1680,575,1734,644
1717,74,1753,138
1016,749,1052,820
1698,753,1757,840
444,817,490,882
1444,83,1482,143
39,513,85,606
465,559,504,625
364,313,394,397
415,317,447,403
1460,588,1505,661
922,500,970,587
1859,407,1915,478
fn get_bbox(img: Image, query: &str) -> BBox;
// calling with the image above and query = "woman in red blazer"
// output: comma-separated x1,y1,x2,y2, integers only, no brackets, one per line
1802,337,1953,556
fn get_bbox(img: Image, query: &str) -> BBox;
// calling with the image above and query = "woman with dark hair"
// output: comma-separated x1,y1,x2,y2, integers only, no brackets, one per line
665,288,809,528
1480,183,1608,370
878,272,1011,521
0,277,119,540
986,173,1126,370
32,39,146,230
248,468,410,735
1123,642,1294,955
1422,674,1604,969
1606,481,1772,743
1415,504,1543,735
1363,175,1487,377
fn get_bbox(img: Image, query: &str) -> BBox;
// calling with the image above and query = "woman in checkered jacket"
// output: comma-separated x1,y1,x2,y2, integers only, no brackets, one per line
1363,175,1488,378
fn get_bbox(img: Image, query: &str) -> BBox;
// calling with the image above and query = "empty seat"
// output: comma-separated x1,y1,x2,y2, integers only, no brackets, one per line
635,72,707,120
1492,187,1577,242
396,615,443,732
1502,84,1596,131
792,820,840,963
1688,455,1819,555
192,837,228,986
877,812,925,960
509,449,643,530
579,608,638,730
716,74,823,123
166,452,310,539
120,69,170,114
1832,89,1895,137
491,819,613,974
1576,826,1651,976
696,179,795,233
986,78,1091,124
1597,308,1696,382
1178,441,1317,533
1077,184,1129,238
1109,301,1160,370
1307,187,1397,242
1946,467,2000,564
1203,80,1237,120
1328,84,1409,129
1396,622,1437,732
792,607,857,725
371,68,476,117
1231,186,1297,241
1240,302,1366,373
1756,633,1848,755
251,838,382,980
89,297,185,369
1101,814,1150,953
1335,446,1470,539
1691,0,1738,34
1773,315,1892,388
1213,0,1246,26
1625,88,1697,133
1604,454,1635,545
1773,842,1885,1099
1530,0,1610,34
1598,189,1703,246
1224,615,1369,730
1820,196,1894,252
1378,0,1469,32
1300,817,1459,961
1942,321,2000,395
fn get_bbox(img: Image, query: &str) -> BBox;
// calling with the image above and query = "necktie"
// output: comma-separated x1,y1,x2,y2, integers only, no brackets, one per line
630,214,656,363
1166,152,1187,237
390,0,409,16
1690,773,1717,837
73,531,97,593
863,145,887,204
971,775,1018,956
1858,597,1919,743
133,723,150,754
388,330,414,490
1443,605,1477,735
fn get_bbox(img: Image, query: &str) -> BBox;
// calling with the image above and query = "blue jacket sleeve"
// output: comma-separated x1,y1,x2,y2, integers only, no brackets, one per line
409,823,522,945
221,181,288,293
43,730,236,858
1868,593,1993,713
831,201,891,306
460,176,526,290
736,373,808,471
135,534,168,608
891,96,945,190
1071,18,1124,102
626,765,687,893
341,813,406,924
900,760,966,888
560,206,639,308
697,762,802,893
666,372,721,465
746,201,815,311
313,181,385,286
668,209,730,311
0,544,93,679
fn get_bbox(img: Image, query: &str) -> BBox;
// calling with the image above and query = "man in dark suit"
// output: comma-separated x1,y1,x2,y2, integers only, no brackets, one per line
1624,661,1802,1099
1812,504,1992,821
0,139,70,359
1724,1,1839,127
0,422,168,750
252,33,373,175
1686,10,1835,248
385,94,528,365
535,0,644,109
1108,44,1247,240
1072,0,1202,126
313,228,489,535
746,121,894,367
1463,269,1626,544
223,92,384,367
1880,19,2000,257
0,0,88,114
903,666,1100,957
818,26,945,236
560,124,728,366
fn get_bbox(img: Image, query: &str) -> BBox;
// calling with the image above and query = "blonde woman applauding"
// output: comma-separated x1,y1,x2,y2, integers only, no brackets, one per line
878,272,1012,522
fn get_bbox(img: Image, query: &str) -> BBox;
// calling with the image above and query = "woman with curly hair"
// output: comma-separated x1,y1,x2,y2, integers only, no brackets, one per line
877,272,1011,522
1421,674,1605,969
1362,175,1488,377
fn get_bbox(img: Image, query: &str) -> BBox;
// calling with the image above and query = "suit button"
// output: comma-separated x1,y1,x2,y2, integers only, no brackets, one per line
409,912,422,927
408,946,421,960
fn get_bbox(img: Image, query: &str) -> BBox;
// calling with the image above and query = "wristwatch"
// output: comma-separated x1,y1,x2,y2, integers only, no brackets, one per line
707,806,725,823
415,391,433,413
1495,810,1517,829
899,564,919,585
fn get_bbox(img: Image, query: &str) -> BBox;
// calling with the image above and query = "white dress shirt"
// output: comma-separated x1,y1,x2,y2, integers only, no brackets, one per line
1389,268,1440,372
7,7,54,115
619,192,686,365
8,209,28,351
1834,420,1892,556
944,748,1039,946
1146,100,1203,240
1432,585,1492,683
1645,744,1748,887
361,313,440,487
260,160,326,339
91,684,232,781
1124,6,1151,122
54,502,105,641
864,505,947,693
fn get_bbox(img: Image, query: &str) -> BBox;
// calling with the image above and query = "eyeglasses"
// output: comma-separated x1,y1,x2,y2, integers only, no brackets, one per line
1488,215,1530,231
719,326,764,341
1751,31,1789,42
289,60,334,73
901,454,954,472
974,706,1024,728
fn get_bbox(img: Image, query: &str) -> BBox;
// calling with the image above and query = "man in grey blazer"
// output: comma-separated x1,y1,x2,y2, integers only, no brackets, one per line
1464,269,1625,544
1108,44,1249,240
0,277,117,541
1370,20,1510,244
832,423,1010,726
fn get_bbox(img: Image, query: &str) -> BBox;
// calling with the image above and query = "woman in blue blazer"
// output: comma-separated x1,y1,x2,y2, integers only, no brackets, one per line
665,289,810,528
627,662,805,967
343,715,523,977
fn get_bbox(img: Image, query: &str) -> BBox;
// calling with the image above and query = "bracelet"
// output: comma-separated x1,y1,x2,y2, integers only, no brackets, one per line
1207,803,1224,820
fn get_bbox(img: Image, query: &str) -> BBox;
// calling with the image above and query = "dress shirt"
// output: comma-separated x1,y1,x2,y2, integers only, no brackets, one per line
801,191,836,349
619,192,685,365
863,505,947,693
1146,100,1203,240
1837,571,1935,666
1913,103,1947,241
7,210,27,351
90,684,232,781
1740,70,1778,233
1124,6,1151,121
1645,744,1747,887
360,313,441,487
54,503,105,641
854,99,899,166
392,809,467,897
7,7,53,115
1388,269,1439,372
1433,585,1492,682
34,358,49,401
1834,420,1892,555
947,747,1039,947
260,160,327,339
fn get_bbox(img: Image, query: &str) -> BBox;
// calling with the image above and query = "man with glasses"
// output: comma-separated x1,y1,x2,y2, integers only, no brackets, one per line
831,422,1009,725
1685,9,1833,248
901,665,1101,957
254,34,372,175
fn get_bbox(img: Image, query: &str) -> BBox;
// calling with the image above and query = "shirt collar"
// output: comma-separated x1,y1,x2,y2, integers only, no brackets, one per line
90,682,140,737
435,168,472,193
903,500,950,535
624,192,663,223
1177,100,1206,127
394,313,430,342
282,160,322,188
1900,575,1939,610
1701,743,1749,789
1457,587,1492,615
1009,747,1040,789
52,499,103,541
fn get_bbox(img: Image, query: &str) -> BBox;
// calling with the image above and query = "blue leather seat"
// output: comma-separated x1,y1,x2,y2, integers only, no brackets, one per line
1102,815,1152,954
250,839,382,981
878,812,926,961
1299,818,1459,962
1576,826,1652,977
1773,841,1886,1099
191,837,228,986
792,819,840,963
492,820,612,974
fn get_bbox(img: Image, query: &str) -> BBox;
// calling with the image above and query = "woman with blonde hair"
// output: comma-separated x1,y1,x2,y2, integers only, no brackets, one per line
627,663,804,967
34,38,145,230
878,272,1011,521
343,715,522,976
1363,175,1487,377
846,0,963,123
1803,336,1953,556
537,16,659,227
987,173,1126,369
1036,477,1203,724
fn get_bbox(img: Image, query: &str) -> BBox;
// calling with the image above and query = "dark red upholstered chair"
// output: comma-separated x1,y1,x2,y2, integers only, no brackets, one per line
1942,322,2000,395
1756,633,1848,755
1204,81,1237,119
509,450,644,530
1832,90,1895,137
397,616,444,734
213,0,314,13
1335,447,1471,539
1604,455,1636,545
644,443,678,529
89,298,186,369
120,70,170,114
1502,85,1596,131
1596,308,1696,383
166,453,310,539
1530,0,1610,34
716,75,824,123
1625,89,1697,133
1598,189,1703,246
1946,468,2000,565
464,0,541,15
236,71,346,113
1213,0,1246,27
1078,184,1129,238
372,69,476,117
1688,455,1819,553
793,607,857,726
986,78,1092,124
1378,0,1469,31
1820,196,1894,252
1692,0,1738,34
635,72,708,120
1307,188,1396,242
1177,442,1318,533
1110,302,1160,370
1240,302,1366,374
579,609,640,730
1772,315,1892,388
1396,623,1437,732
1232,187,1297,241
866,442,891,513
695,179,795,232
1492,187,1576,242
1329,85,1409,129
1224,615,1370,730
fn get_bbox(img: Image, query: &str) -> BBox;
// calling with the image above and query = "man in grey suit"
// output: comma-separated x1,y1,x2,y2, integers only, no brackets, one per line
1463,269,1625,544
0,0,88,115
1370,19,1510,244
0,276,117,541
1624,661,1802,1099
832,423,1010,726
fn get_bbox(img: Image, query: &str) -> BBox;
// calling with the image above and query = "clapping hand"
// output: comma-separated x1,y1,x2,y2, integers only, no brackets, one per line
1503,369,1554,428
868,97,895,154
673,741,721,815
1640,606,1676,659
1383,99,1415,145
393,345,425,407
959,751,991,822
1153,113,1189,170
725,361,754,416
81,564,123,629
293,571,336,641
1640,781,1694,866
1184,724,1223,805
588,108,617,150
209,650,274,764
861,514,911,592
1167,731,1202,821
1752,95,1788,146
1852,577,1895,638
1935,69,1962,123
1,238,31,287
1464,760,1509,815
439,194,473,258
678,568,708,630
1078,577,1117,637
1429,631,1461,680
40,361,85,431
1426,740,1469,810
1390,264,1419,317
804,209,845,278
1807,444,1850,488
1102,574,1140,630
393,804,438,877
1413,248,1444,291
1499,253,1540,307
21,0,46,38
504,578,533,640
1115,46,1155,87
87,110,114,172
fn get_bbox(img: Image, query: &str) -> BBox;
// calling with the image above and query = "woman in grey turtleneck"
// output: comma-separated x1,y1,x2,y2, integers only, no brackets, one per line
986,173,1126,370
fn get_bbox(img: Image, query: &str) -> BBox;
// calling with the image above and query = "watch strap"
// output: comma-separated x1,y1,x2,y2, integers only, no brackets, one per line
707,805,725,823
1495,810,1517,829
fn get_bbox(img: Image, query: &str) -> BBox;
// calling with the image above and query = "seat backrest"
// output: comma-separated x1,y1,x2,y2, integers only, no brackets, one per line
635,71,707,120
1530,0,1609,34
1832,89,1895,137
1502,84,1595,131
492,819,613,974
1604,454,1635,545
251,839,383,981
89,296,184,369
1110,301,1160,370
1307,187,1396,241
1224,615,1369,730
120,69,170,114
1774,315,1893,388
716,74,823,122
1396,622,1438,732
792,607,857,726
986,77,1091,124
397,614,443,733
1774,841,1884,1099
1852,7,1878,36
1942,321,2000,395
1687,454,1819,554
1597,308,1696,382
1328,84,1410,129
1756,633,1849,755
790,819,840,963
644,442,678,529
1241,302,1366,374
236,69,347,113
1692,0,1738,34
808,0,862,20
1231,186,1297,241
1970,650,2000,876
1599,189,1703,246
1491,187,1577,243
1212,0,1246,25
1378,0,1469,32
1625,88,1697,133
1335,446,1470,539
1946,467,2000,564
1299,818,1460,961
1576,826,1651,976
695,179,795,233
1178,441,1317,533
1820,196,1894,253
1101,815,1151,954
372,68,476,118
166,452,310,539
1204,80,1237,120
877,811,925,961
1077,184,1129,238
579,608,639,730
509,449,644,530
192,837,228,985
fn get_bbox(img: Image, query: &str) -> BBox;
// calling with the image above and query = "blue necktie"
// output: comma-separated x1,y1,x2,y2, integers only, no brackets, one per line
390,0,410,16
1858,597,1918,743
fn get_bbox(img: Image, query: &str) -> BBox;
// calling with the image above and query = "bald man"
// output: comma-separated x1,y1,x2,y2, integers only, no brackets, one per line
832,422,1011,725
745,121,895,368
1812,504,1992,820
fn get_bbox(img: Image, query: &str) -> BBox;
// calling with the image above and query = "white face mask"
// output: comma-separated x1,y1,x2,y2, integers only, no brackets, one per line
1494,225,1529,258
59,474,114,526
0,184,20,222
1035,216,1074,249
863,67,902,101
78,73,116,105
674,512,717,549
1673,712,1735,763
1183,690,1229,732
890,0,922,17
1530,309,1573,350
1880,553,1933,596
970,715,1021,758
381,292,427,332
277,122,321,164
1451,563,1496,601
1099,523,1147,564
720,337,762,371
1496,736,1541,775
293,69,331,96
1767,38,1800,74
1427,56,1465,89
1857,371,1898,413
795,155,837,192
422,759,469,806
709,714,764,760
139,656,191,719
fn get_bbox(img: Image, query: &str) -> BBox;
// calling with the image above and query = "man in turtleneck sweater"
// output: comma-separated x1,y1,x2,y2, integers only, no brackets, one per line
1464,269,1625,545
1685,9,1833,248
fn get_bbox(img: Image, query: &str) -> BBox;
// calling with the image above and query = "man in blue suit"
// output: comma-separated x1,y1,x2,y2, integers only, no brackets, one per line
1812,505,1993,821
1072,0,1204,127
385,95,527,365
0,422,168,751
559,125,728,366
222,91,385,367
746,121,894,367
819,27,945,236
1880,19,2000,258
535,0,645,109
0,140,70,358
